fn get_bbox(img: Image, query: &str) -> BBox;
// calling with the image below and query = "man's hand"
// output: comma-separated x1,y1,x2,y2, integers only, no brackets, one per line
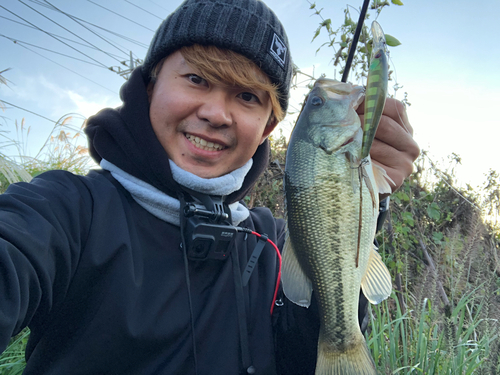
357,97,420,194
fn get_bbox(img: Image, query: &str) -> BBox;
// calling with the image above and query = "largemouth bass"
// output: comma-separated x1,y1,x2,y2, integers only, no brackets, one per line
282,78,392,375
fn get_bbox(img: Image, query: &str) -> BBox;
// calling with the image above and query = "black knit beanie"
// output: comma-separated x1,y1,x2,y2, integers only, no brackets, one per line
141,0,293,114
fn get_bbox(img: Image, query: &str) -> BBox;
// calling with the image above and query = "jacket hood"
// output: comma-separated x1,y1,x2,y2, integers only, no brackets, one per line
84,66,270,204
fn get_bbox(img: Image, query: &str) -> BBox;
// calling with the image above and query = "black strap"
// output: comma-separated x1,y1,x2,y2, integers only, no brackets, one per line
231,242,254,374
241,234,268,286
178,194,199,375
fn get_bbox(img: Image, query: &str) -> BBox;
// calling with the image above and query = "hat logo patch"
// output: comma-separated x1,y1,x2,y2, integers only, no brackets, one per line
269,33,287,67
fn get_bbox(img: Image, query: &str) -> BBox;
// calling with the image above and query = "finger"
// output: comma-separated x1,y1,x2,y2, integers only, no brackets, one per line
359,113,419,158
370,138,415,191
371,136,417,175
383,98,413,136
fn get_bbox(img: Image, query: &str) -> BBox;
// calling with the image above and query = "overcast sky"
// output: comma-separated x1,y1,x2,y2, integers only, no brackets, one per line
1,0,499,190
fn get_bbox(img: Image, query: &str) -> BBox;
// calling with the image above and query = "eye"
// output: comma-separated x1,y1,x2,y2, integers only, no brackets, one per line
188,74,207,86
238,92,260,103
311,96,323,106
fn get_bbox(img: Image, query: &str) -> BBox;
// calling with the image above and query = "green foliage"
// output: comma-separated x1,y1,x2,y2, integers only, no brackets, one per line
247,136,500,372
385,34,402,47
373,153,500,373
0,328,29,375
18,115,94,177
0,116,94,194
308,0,403,81
368,290,498,374
374,152,500,372
245,131,287,218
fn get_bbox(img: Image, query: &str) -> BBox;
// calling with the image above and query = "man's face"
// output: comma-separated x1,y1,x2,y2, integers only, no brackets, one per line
147,51,276,179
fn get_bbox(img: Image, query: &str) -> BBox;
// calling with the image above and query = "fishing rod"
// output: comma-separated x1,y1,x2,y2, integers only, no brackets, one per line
341,0,370,83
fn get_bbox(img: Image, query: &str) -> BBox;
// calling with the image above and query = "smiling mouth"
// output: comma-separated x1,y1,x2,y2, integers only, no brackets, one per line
185,133,226,152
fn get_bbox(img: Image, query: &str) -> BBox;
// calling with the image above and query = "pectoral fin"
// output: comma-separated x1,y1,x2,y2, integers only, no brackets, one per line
372,163,395,195
361,245,392,304
281,233,312,308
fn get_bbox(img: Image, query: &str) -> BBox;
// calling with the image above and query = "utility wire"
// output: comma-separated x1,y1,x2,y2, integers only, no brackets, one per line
146,0,170,12
0,34,105,67
17,0,126,66
22,0,148,50
87,0,156,32
124,0,163,20
0,100,59,124
0,4,110,69
13,42,117,94
36,11,149,50
66,14,149,49
42,0,130,58
68,15,148,50
0,16,124,59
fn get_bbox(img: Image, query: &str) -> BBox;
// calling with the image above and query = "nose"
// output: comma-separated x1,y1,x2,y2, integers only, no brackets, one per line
196,89,233,127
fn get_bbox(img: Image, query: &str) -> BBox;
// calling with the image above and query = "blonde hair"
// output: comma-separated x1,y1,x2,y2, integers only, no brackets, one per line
149,44,284,123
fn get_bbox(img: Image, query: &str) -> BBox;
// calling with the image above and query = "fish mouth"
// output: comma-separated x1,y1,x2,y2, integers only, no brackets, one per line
185,133,227,152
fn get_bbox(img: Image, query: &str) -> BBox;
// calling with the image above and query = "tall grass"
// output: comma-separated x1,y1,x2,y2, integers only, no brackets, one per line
369,289,499,374
0,115,94,194
369,178,500,375
11,115,94,178
0,330,29,375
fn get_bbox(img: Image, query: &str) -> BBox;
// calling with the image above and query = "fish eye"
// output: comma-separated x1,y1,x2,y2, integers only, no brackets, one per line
311,96,323,106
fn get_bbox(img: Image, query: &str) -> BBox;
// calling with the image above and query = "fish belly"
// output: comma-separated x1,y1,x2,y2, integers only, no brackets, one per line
285,140,378,374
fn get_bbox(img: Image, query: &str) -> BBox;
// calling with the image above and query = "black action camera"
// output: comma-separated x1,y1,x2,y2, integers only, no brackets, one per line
181,193,237,261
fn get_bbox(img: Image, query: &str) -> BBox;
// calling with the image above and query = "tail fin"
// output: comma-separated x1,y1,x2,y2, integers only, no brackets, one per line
315,336,376,375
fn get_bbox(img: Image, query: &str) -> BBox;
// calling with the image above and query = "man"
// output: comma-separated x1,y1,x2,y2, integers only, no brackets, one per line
0,0,419,374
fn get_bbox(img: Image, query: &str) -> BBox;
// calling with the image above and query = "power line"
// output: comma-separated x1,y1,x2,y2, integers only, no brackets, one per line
0,4,110,69
0,34,105,67
19,1,148,50
0,100,59,124
13,42,117,94
146,0,170,12
42,0,130,58
61,14,149,50
0,15,123,59
87,0,156,32
20,9,150,51
17,0,126,66
124,0,163,21
68,15,149,51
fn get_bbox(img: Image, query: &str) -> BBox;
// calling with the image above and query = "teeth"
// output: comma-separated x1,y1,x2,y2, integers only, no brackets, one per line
186,134,224,151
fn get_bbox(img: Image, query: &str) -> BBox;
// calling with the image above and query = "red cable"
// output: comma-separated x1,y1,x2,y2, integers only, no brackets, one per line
250,231,282,315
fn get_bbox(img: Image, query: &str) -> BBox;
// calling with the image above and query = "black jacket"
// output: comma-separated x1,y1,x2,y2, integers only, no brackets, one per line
0,67,327,374
1,169,306,374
